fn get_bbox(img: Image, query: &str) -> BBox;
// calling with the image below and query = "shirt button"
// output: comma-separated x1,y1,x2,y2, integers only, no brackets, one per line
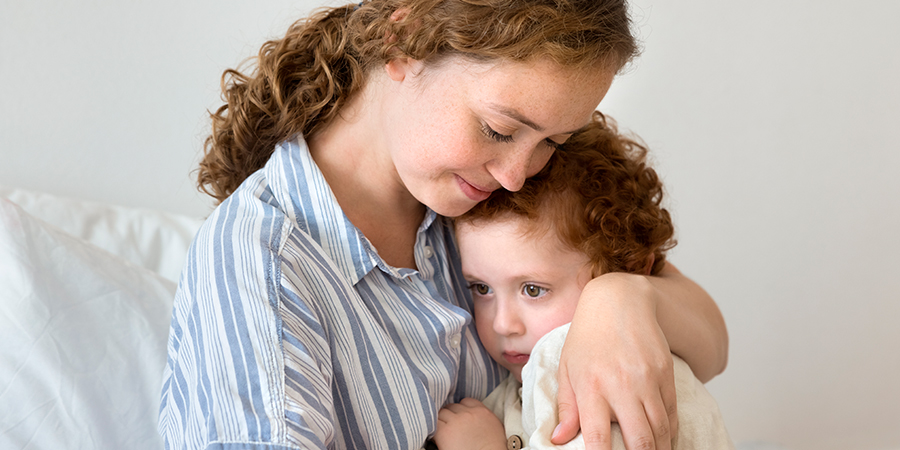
507,435,523,450
423,246,434,258
449,334,461,349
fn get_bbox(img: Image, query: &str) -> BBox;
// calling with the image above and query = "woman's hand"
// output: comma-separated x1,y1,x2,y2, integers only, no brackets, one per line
553,263,728,450
553,271,677,450
434,398,508,450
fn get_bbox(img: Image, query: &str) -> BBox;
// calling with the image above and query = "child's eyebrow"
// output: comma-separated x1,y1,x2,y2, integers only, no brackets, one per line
487,103,587,136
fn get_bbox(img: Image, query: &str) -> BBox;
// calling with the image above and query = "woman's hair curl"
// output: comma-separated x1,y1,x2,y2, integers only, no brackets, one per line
457,112,675,276
198,0,638,202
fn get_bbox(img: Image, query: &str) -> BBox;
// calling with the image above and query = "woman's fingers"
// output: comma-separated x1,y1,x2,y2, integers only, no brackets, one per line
660,370,679,448
571,388,613,450
617,358,677,450
552,363,583,446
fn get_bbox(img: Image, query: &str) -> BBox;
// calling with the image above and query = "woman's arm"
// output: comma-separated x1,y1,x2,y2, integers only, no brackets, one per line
552,262,728,450
647,263,728,382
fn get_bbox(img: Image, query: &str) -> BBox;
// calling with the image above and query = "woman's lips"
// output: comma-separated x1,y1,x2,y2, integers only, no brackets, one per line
456,175,492,202
503,352,530,365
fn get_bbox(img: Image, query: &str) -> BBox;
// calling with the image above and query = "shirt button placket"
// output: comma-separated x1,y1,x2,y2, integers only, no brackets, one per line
449,334,461,349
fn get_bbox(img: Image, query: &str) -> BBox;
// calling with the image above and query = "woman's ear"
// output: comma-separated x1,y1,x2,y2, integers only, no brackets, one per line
383,7,423,82
385,56,423,82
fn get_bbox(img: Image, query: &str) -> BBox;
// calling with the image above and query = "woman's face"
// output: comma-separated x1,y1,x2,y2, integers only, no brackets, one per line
380,56,615,217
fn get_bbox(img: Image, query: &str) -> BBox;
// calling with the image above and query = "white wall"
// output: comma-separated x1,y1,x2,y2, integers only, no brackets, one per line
2,1,898,449
1,0,311,216
600,2,900,449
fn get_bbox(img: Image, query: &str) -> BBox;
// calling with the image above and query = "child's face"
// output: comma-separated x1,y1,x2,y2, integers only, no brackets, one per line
457,217,593,382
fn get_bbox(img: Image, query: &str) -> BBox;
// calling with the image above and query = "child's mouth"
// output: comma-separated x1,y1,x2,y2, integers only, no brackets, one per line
502,352,530,365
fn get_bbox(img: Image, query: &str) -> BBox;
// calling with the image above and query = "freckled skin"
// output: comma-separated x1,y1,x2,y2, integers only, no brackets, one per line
381,57,614,218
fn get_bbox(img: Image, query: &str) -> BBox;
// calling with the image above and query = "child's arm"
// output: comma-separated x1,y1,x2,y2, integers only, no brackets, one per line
433,398,509,450
553,262,728,450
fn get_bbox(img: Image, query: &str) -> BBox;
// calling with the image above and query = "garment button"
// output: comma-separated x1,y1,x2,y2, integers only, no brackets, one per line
449,334,461,349
423,246,434,258
506,435,523,450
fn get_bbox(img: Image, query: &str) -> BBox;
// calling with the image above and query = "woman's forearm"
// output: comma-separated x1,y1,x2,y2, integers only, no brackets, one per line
650,262,728,382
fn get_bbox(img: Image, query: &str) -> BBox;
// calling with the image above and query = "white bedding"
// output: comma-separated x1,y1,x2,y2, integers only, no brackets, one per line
0,187,788,450
0,188,203,450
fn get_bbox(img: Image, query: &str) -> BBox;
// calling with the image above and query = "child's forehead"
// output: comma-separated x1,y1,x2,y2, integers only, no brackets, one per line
456,213,533,238
457,214,571,253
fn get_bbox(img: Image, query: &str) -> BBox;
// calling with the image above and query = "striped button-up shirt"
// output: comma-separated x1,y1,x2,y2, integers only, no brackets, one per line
158,138,504,449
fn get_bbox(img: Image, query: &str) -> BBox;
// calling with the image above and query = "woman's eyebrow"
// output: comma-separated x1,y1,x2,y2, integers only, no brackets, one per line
488,103,586,135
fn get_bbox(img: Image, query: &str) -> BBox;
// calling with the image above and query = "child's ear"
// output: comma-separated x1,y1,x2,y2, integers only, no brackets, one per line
642,254,655,276
626,254,655,276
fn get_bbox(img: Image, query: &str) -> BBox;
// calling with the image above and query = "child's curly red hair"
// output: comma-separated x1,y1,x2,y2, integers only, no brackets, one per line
457,111,676,276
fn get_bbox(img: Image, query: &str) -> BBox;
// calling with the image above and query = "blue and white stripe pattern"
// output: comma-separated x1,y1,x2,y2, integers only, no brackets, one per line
158,137,504,449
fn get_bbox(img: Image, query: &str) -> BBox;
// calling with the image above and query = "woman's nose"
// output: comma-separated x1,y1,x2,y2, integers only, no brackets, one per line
487,144,553,192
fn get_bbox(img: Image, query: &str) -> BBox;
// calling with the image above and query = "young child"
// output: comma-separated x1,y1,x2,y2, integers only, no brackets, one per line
432,112,733,450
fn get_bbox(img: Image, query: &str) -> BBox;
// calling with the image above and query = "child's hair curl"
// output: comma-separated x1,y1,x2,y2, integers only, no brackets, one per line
457,112,676,277
198,0,638,203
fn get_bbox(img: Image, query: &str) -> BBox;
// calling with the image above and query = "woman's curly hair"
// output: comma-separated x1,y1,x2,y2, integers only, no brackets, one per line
457,112,676,276
197,0,638,203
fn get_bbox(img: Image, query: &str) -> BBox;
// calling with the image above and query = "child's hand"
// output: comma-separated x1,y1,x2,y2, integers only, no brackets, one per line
433,398,508,450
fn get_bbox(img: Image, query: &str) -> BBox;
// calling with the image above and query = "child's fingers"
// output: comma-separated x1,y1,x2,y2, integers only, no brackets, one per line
458,397,485,408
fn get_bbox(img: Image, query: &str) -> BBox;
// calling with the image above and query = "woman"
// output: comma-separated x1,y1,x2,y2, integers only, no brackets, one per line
158,0,728,449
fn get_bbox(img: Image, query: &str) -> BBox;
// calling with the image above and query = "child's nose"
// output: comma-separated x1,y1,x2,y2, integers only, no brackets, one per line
492,300,525,336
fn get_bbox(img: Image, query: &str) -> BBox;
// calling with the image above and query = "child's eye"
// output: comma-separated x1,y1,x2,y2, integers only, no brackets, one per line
468,283,493,296
522,284,548,298
481,124,514,144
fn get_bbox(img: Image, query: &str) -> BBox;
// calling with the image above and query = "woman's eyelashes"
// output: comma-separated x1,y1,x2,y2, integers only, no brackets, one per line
481,123,563,150
481,124,514,144
543,138,563,151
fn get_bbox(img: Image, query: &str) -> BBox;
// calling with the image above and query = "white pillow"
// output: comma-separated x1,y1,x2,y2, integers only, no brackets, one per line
0,187,204,282
0,199,173,450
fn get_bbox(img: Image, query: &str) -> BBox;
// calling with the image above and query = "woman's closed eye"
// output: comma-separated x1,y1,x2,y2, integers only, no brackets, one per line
482,123,565,152
543,138,563,151
481,124,514,144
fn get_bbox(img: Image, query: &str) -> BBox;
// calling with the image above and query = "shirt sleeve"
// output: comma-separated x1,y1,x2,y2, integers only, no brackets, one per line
158,198,334,450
